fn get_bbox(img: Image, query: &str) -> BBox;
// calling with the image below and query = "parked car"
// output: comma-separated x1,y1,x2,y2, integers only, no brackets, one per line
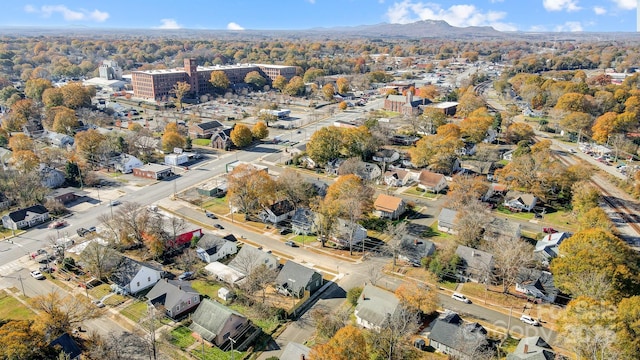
48,220,66,229
30,270,45,280
93,300,105,308
214,224,224,229
178,271,194,281
284,241,297,247
108,200,121,206
205,211,217,219
543,227,556,234
451,292,471,303
77,227,96,237
279,228,291,235
520,315,540,326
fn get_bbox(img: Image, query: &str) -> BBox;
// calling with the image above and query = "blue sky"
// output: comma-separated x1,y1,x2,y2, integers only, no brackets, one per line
0,1,637,32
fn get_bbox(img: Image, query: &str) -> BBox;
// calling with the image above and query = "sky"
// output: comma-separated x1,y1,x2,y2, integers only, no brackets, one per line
0,0,638,33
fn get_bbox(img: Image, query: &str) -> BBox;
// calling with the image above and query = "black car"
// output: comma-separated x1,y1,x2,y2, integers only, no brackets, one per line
205,211,217,219
214,224,224,229
284,241,297,247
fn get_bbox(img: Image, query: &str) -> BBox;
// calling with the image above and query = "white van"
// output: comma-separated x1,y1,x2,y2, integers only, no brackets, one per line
451,293,471,303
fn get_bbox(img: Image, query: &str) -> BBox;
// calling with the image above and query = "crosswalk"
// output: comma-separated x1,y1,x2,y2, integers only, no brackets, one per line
0,257,31,277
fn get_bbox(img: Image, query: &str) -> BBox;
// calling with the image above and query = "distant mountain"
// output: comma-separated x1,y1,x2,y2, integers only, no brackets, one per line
314,20,506,39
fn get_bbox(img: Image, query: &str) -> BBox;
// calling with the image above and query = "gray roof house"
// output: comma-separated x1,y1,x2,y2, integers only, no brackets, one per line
146,279,201,319
2,204,50,230
331,218,367,249
189,298,252,348
196,233,238,263
455,245,494,284
275,261,323,298
515,269,560,304
355,284,401,331
437,208,459,234
291,208,315,235
534,232,571,264
398,235,435,266
45,131,74,148
483,217,521,241
506,336,556,360
110,256,164,295
228,245,278,276
258,200,295,224
39,165,66,188
280,342,311,360
428,311,491,360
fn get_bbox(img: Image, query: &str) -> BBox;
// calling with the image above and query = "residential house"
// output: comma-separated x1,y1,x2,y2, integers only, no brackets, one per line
506,337,556,360
110,256,164,295
211,128,234,150
291,208,315,235
373,194,406,220
459,160,493,176
325,158,345,175
483,217,522,241
228,245,278,276
39,165,65,188
355,284,401,331
331,218,367,249
196,233,238,263
132,163,172,180
275,260,323,297
383,168,417,187
259,200,295,224
0,147,12,167
482,183,508,202
455,245,494,283
515,269,560,304
280,342,311,360
484,129,498,144
23,121,44,138
45,132,74,148
2,204,49,230
502,149,515,161
0,192,11,210
437,208,459,234
299,155,317,169
390,134,420,146
417,170,447,193
189,299,254,349
504,191,537,212
49,333,82,360
428,311,491,360
456,143,477,157
189,120,225,139
113,154,144,174
372,149,400,164
398,235,435,266
147,279,201,318
534,232,571,264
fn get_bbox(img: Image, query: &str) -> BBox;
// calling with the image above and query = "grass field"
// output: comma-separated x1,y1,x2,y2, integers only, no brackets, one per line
191,280,224,300
121,300,149,323
193,139,211,146
170,326,197,350
0,291,35,320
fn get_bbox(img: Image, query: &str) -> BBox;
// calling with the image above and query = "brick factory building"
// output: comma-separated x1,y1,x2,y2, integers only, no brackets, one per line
132,59,297,100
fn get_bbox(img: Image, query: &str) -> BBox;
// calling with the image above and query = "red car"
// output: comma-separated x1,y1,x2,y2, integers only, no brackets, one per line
543,227,557,234
48,220,66,229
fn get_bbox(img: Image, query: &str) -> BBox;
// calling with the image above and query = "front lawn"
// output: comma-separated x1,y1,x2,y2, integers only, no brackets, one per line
0,291,35,320
192,139,211,146
190,345,246,360
170,325,197,350
495,206,535,220
121,300,149,323
459,283,524,308
403,187,439,198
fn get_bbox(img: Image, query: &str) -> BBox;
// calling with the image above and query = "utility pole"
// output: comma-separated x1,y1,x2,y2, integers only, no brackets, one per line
229,336,237,360
507,306,513,336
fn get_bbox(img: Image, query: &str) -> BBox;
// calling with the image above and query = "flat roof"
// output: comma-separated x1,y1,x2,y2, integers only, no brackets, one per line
138,163,172,172
134,63,295,75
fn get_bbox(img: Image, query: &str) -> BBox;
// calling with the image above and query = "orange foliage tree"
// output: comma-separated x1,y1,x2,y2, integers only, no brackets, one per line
309,325,369,360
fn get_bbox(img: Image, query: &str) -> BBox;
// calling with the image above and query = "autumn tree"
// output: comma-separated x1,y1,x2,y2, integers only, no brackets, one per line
550,229,640,302
445,174,490,210
560,111,593,137
227,163,276,219
30,291,103,338
555,92,590,113
306,126,343,166
418,84,439,103
395,280,438,315
505,122,534,144
230,123,253,148
338,101,348,111
60,82,92,109
52,106,79,135
24,77,53,102
460,107,493,143
42,87,64,108
251,121,269,140
409,124,463,173
309,325,369,360
171,81,190,110
272,75,288,92
209,70,230,94
244,70,266,90
75,129,107,167
616,296,640,359
419,107,448,134
571,181,601,216
0,320,51,359
11,150,39,173
336,77,350,94
284,75,305,96
8,133,34,151
577,207,617,233
592,111,621,144
456,87,485,117
322,83,335,101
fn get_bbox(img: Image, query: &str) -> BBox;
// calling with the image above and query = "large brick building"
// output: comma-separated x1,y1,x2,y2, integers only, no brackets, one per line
132,59,297,100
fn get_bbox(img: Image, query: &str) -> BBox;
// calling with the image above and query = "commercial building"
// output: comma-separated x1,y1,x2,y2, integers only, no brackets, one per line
132,59,297,100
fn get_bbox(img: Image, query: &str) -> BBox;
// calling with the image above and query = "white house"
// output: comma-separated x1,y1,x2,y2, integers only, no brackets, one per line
504,191,537,212
258,200,295,224
2,205,50,230
383,168,418,187
196,234,238,263
331,219,367,248
355,284,400,331
113,154,144,174
110,257,164,295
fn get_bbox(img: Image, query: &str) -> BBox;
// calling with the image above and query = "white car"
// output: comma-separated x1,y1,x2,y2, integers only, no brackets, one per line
30,270,45,280
520,315,540,326
451,292,471,303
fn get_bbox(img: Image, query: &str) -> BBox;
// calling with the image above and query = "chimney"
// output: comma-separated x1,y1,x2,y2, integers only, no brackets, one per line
414,238,418,245
524,344,529,353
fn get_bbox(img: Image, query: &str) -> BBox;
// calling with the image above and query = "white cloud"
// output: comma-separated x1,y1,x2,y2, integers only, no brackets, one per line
593,6,607,15
24,4,109,22
157,19,181,29
611,0,636,10
307,0,316,3
528,25,548,32
554,21,583,31
543,0,581,12
227,22,245,30
385,1,517,31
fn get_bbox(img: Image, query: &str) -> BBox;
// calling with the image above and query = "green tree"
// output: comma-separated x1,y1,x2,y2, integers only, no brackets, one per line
272,75,288,92
346,286,363,307
244,71,266,90
209,70,230,94
251,121,269,140
230,123,253,148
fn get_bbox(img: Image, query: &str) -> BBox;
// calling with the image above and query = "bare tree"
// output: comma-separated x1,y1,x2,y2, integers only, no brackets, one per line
275,168,316,208
240,264,277,303
384,222,409,267
176,248,199,272
455,200,491,248
229,247,261,275
367,264,384,286
483,236,535,293
112,201,150,245
310,305,350,340
367,305,420,360
454,323,494,360
81,241,120,281
29,290,104,338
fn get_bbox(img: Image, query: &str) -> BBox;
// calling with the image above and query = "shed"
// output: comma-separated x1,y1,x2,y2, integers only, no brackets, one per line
218,287,233,301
